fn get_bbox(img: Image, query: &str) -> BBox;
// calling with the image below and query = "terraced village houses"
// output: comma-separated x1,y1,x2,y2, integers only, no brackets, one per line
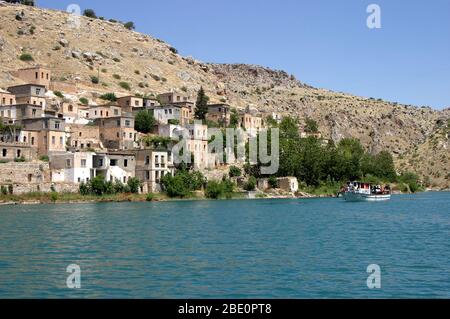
0,65,286,195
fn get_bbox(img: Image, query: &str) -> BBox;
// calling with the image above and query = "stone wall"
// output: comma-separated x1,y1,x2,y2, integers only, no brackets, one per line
0,162,50,184
5,183,79,195
0,162,80,195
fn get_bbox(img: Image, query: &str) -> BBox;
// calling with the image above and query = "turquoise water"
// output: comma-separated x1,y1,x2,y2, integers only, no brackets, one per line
0,192,449,298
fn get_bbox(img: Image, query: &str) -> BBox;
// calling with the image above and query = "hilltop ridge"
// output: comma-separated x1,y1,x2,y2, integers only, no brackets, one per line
0,2,448,188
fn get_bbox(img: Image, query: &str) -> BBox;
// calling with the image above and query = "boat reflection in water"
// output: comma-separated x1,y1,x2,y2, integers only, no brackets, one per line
339,181,391,202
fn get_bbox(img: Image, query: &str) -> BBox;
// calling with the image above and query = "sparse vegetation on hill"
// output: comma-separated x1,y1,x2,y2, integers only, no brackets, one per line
0,3,448,188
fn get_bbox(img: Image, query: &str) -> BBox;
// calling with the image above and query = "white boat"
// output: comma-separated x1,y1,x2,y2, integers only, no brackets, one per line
341,181,391,202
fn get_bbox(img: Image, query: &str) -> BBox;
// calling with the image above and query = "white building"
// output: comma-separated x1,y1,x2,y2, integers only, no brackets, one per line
92,152,136,184
50,152,95,184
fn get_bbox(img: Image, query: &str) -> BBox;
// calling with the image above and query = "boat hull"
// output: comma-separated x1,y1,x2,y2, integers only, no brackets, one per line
343,192,391,202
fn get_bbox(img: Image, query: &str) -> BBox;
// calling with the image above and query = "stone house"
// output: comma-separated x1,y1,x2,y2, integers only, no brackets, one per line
21,117,66,156
239,111,265,137
185,123,209,169
158,92,191,105
0,162,50,188
77,105,90,120
278,177,299,193
157,123,184,139
143,97,160,108
50,151,95,184
153,104,192,126
7,84,47,108
0,142,35,162
0,104,43,122
11,66,51,89
300,132,322,139
61,102,88,124
93,151,136,184
67,124,102,150
135,149,175,193
271,112,282,124
206,104,231,126
257,178,270,191
88,104,122,119
117,96,144,113
0,88,16,106
96,116,137,150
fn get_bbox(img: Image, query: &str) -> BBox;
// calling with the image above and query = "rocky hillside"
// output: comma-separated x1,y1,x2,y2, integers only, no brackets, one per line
0,3,448,188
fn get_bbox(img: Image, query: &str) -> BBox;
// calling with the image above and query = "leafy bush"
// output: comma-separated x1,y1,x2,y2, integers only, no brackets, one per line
79,182,90,195
146,193,155,202
134,110,156,134
168,119,179,125
119,82,131,90
50,192,58,202
161,170,205,198
90,175,107,195
1,186,8,195
19,53,34,62
229,166,242,178
112,74,121,80
205,181,224,199
268,176,278,189
90,76,99,84
54,91,64,99
99,93,117,102
39,155,49,162
169,47,178,54
14,156,26,163
127,177,141,194
83,9,97,19
124,21,135,30
79,97,89,105
304,117,319,133
398,172,421,193
244,176,257,191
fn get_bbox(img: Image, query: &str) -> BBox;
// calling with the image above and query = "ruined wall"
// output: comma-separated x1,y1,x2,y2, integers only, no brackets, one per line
0,162,79,194
0,162,50,184
7,183,79,195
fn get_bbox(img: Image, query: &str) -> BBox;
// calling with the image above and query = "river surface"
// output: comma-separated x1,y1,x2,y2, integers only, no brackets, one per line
0,192,449,298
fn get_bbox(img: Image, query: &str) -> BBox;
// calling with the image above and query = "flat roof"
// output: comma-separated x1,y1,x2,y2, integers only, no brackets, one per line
117,95,143,99
15,66,50,71
0,103,43,108
7,83,47,89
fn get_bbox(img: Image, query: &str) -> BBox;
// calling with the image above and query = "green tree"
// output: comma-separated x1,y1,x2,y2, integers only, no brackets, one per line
398,172,421,193
161,170,205,198
194,87,209,120
205,181,224,199
304,117,319,133
279,117,300,139
124,21,135,30
127,177,142,194
244,176,257,191
135,110,156,134
90,175,106,195
229,166,242,178
99,93,117,102
268,176,278,188
79,97,89,105
334,138,365,181
83,9,97,19
297,137,325,186
230,108,239,128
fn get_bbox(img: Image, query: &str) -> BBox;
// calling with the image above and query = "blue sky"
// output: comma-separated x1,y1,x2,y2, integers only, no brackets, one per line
38,0,450,109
